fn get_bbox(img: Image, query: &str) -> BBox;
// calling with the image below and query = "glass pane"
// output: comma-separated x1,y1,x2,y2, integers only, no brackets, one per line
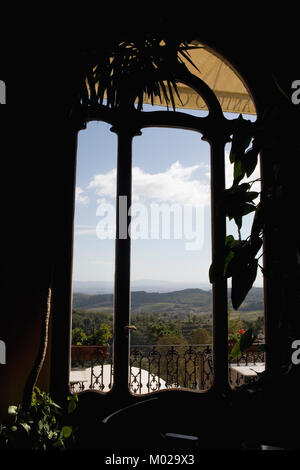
130,125,213,395
70,121,116,394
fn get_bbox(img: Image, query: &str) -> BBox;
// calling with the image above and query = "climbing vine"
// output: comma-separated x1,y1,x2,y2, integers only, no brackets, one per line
210,114,264,310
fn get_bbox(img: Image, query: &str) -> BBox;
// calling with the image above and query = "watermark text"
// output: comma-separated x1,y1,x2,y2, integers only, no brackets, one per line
291,80,300,105
0,340,6,364
291,340,300,365
0,80,6,104
95,197,205,251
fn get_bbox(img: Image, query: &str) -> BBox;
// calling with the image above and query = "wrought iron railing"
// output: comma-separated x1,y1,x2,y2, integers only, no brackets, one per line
69,344,265,394
130,344,213,393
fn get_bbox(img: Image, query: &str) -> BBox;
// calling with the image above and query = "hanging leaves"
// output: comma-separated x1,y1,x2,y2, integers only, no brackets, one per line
224,183,259,231
225,237,263,280
243,143,260,178
209,115,264,310
231,258,259,310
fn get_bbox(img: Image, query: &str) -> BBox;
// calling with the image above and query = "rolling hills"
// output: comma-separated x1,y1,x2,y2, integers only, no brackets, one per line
72,287,264,316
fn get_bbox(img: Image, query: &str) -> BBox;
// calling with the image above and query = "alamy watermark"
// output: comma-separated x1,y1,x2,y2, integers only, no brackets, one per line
0,340,6,364
0,80,6,104
291,80,300,105
291,340,300,365
95,197,205,251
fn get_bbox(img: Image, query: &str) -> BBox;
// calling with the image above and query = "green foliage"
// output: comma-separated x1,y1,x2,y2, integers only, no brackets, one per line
0,387,78,450
71,327,87,346
146,321,182,344
189,328,212,345
72,289,264,347
71,323,112,346
156,334,188,346
228,315,244,342
230,328,257,360
84,323,112,346
210,115,264,310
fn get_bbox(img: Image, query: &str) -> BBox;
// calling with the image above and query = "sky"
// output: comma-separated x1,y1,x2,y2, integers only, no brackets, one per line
72,106,262,288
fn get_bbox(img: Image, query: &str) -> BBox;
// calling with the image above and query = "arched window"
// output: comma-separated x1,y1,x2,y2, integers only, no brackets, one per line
51,38,265,425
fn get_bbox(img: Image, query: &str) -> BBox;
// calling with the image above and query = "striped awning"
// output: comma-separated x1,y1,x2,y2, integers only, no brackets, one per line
144,41,256,115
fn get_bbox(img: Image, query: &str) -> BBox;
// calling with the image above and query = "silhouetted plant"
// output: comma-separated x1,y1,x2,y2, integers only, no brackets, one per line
80,36,200,110
209,115,264,310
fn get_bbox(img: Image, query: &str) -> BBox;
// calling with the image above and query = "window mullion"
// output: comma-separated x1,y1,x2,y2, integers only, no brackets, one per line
111,124,140,398
210,139,229,393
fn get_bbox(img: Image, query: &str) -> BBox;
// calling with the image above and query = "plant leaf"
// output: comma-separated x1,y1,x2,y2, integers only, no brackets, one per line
233,160,245,184
231,259,258,310
239,328,256,352
230,342,241,360
243,146,260,178
20,422,31,434
61,426,73,439
8,406,18,415
224,250,235,278
229,123,252,163
67,399,77,415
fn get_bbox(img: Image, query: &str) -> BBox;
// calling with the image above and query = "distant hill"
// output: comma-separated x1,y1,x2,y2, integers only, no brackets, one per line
72,287,264,316
72,279,211,294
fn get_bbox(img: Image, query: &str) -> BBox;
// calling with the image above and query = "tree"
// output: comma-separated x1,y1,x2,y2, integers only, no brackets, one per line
146,321,181,344
84,324,112,346
189,328,212,345
156,334,188,348
71,328,87,346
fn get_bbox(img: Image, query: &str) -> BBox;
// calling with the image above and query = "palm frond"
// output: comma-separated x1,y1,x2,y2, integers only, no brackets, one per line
81,36,200,111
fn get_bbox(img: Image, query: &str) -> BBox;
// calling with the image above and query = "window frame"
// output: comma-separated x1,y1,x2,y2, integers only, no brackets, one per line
50,65,261,409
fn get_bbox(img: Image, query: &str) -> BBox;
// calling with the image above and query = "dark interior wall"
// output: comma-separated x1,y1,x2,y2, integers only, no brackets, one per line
1,30,299,420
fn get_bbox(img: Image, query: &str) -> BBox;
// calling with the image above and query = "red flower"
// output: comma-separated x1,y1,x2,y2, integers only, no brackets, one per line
238,329,245,335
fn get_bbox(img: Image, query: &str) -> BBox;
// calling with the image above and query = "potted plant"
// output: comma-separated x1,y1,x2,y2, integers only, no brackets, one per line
71,324,112,362
0,387,77,450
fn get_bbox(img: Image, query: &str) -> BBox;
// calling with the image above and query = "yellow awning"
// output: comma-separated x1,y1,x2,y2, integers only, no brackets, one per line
144,42,256,115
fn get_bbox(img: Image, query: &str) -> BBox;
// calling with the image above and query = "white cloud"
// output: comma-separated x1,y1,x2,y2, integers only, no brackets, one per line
75,187,89,206
88,169,117,199
88,161,210,207
85,155,260,210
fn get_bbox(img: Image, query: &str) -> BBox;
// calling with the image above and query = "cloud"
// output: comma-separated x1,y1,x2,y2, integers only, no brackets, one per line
85,154,260,210
75,187,89,206
88,161,210,207
88,169,117,199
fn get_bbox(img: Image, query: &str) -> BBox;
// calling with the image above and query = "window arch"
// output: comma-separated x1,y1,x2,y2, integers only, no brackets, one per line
51,37,265,413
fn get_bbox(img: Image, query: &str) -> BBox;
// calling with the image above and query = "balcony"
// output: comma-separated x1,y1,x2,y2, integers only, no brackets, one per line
70,344,265,394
